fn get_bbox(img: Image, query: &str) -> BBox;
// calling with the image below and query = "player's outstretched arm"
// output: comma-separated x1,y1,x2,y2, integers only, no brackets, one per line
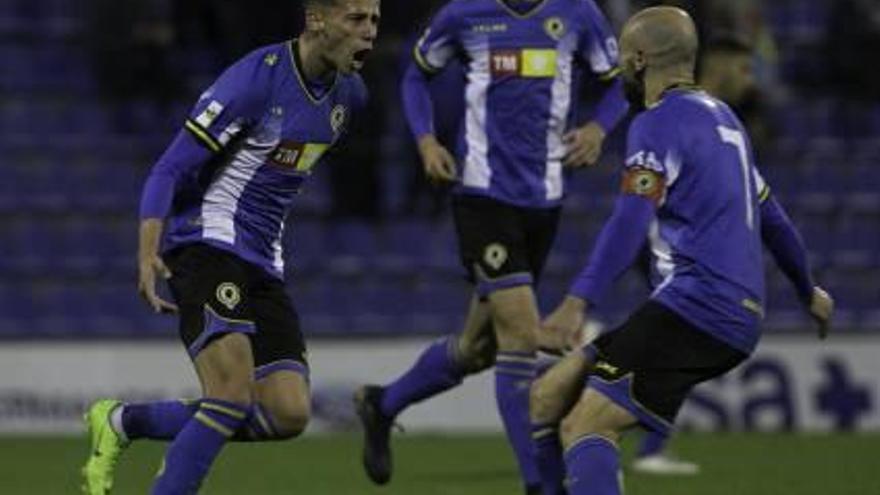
544,192,657,338
759,193,834,338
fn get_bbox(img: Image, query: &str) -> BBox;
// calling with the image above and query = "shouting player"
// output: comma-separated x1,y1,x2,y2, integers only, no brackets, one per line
531,7,833,495
354,0,628,492
80,1,379,493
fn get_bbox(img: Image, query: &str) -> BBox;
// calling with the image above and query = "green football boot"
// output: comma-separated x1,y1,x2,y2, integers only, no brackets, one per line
81,399,129,495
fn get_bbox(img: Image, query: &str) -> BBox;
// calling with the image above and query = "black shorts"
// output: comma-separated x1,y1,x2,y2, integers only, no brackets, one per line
165,243,308,380
587,301,747,434
451,194,560,297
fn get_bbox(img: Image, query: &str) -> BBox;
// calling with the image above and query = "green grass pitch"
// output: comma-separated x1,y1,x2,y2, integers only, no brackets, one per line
0,433,877,494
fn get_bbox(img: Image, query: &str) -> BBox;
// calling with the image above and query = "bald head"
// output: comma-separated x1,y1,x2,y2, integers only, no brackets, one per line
621,7,699,73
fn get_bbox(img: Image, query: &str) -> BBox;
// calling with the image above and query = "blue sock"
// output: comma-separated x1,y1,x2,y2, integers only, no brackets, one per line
564,435,622,495
380,337,465,418
637,430,668,458
496,351,541,491
151,399,249,495
532,423,565,495
235,403,280,441
121,401,280,442
123,400,199,440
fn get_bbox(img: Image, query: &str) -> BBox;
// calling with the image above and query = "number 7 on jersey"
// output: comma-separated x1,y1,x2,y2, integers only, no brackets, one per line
718,126,755,230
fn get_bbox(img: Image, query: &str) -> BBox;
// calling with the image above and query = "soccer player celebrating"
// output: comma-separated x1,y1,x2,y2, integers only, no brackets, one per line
531,7,833,495
354,0,628,493
80,1,379,493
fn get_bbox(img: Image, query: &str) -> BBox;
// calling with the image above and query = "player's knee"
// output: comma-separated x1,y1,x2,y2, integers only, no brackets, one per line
456,332,496,374
530,377,565,424
492,309,537,350
268,401,310,439
489,291,539,350
204,370,253,405
559,412,619,449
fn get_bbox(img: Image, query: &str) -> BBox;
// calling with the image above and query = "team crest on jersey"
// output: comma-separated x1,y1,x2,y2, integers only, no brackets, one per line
483,243,508,271
544,17,566,40
621,167,665,204
330,105,347,134
216,282,241,310
264,53,279,66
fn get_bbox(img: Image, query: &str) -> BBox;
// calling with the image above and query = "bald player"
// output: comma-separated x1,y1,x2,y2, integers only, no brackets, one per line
528,7,833,494
628,34,764,476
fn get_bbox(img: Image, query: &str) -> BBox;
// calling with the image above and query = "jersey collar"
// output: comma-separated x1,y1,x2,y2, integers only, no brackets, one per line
288,39,338,105
496,0,549,19
653,82,702,107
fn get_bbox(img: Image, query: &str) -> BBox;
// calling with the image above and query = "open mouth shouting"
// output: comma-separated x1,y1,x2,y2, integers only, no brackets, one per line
351,47,372,70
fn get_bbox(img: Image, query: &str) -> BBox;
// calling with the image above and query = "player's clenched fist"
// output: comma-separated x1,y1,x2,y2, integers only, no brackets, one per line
418,134,457,182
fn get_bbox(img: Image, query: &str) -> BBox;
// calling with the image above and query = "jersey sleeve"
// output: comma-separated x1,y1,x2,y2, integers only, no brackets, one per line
413,3,461,74
185,48,273,152
620,114,677,205
753,166,771,203
577,0,620,80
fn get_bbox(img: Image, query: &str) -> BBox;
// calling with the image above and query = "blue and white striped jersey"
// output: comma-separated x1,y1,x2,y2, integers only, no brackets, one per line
160,41,367,277
414,0,621,208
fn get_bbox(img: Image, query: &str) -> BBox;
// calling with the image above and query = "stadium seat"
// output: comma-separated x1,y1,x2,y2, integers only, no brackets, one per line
374,220,432,275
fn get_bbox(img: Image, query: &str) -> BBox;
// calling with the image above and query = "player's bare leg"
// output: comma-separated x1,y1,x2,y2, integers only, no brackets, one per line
529,349,593,494
152,333,254,493
487,285,542,493
356,295,492,484
531,349,592,424
560,389,637,495
251,371,310,440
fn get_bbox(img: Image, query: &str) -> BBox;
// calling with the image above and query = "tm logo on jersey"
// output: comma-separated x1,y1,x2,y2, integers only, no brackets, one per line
270,141,329,173
490,49,557,79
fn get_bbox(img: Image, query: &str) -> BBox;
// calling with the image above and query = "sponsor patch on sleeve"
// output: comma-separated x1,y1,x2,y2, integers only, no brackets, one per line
620,166,665,204
195,100,225,129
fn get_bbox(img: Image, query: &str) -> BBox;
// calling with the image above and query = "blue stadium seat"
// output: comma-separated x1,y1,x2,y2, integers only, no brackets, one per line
325,220,379,276
375,220,432,275
284,219,326,274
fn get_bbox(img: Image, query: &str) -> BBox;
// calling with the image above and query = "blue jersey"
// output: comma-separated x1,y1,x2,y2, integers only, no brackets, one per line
161,41,367,277
415,0,620,208
626,89,765,353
